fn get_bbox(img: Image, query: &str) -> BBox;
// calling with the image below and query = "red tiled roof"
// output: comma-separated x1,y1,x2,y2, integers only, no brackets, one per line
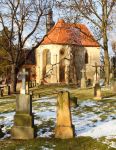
42,19,99,47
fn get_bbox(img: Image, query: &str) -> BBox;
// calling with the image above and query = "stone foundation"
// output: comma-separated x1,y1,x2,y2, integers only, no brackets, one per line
55,126,74,139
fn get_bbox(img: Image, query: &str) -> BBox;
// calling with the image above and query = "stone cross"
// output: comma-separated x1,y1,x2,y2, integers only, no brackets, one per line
81,69,86,88
19,68,28,94
81,69,86,78
92,62,100,82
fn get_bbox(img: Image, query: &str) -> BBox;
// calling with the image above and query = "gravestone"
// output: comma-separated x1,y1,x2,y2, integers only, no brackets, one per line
11,68,35,139
55,91,75,139
111,80,116,92
70,96,78,107
81,69,86,88
94,83,102,100
3,85,10,95
32,80,36,87
29,81,32,88
0,88,3,97
92,63,100,86
19,68,28,94
26,82,29,94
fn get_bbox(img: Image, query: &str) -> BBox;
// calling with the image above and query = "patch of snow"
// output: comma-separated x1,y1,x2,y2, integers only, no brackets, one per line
80,100,98,107
110,141,116,148
78,120,116,138
33,98,56,103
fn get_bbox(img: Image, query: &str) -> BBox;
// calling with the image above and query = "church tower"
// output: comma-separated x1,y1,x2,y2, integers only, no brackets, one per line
46,9,55,33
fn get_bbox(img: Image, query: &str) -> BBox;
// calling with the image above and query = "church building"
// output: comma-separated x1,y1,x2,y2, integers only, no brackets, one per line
35,10,100,85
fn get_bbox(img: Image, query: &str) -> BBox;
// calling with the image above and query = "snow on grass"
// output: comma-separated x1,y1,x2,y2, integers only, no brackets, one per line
80,100,99,107
78,120,116,138
0,97,115,148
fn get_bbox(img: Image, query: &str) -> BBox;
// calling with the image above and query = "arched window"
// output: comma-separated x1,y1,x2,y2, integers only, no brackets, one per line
46,50,51,65
85,52,88,64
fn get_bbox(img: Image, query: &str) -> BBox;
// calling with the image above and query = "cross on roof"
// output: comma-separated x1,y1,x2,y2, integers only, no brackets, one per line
19,68,28,94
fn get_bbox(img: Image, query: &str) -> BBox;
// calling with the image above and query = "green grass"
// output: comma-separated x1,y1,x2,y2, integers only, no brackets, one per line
0,85,116,150
30,85,116,100
0,137,115,150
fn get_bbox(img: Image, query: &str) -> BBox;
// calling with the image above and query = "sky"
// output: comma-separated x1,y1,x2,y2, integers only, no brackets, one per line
0,2,115,57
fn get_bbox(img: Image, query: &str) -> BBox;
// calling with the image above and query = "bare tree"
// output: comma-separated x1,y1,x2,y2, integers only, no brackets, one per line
56,0,116,85
0,0,54,92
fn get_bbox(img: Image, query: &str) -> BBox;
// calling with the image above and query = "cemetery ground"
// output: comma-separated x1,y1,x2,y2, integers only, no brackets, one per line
0,85,116,150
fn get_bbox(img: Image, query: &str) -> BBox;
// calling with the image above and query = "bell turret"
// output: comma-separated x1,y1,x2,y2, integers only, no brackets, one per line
46,9,55,33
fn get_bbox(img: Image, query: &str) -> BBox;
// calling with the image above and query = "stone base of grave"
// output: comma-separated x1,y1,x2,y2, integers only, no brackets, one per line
11,126,34,139
11,94,35,139
93,96,102,100
94,83,102,100
14,114,34,126
55,125,74,139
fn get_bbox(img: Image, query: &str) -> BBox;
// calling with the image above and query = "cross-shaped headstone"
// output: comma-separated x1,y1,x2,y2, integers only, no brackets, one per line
92,62,100,82
81,68,86,78
19,68,28,94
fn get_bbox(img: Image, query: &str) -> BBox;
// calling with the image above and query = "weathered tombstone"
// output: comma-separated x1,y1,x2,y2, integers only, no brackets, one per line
31,81,34,87
3,85,10,95
29,81,32,88
19,68,28,94
0,88,3,97
32,80,36,87
26,82,29,94
55,91,75,139
92,62,100,86
81,69,86,88
70,96,78,107
11,68,35,139
94,83,102,100
111,79,116,92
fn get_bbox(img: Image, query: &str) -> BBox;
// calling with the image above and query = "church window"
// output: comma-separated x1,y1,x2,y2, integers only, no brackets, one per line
46,50,51,65
60,49,65,55
85,52,88,64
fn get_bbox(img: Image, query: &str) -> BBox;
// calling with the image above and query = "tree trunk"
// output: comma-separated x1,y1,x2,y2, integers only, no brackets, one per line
104,45,110,85
102,0,110,86
11,64,17,93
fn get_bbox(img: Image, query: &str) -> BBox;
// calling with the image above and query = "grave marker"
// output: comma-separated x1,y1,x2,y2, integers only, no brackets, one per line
11,69,35,139
92,62,100,86
19,68,28,94
0,88,3,97
4,85,10,95
55,91,75,139
94,83,102,100
80,69,86,88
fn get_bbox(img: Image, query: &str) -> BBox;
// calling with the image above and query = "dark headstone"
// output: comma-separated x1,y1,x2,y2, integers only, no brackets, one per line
3,85,10,95
0,88,3,97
